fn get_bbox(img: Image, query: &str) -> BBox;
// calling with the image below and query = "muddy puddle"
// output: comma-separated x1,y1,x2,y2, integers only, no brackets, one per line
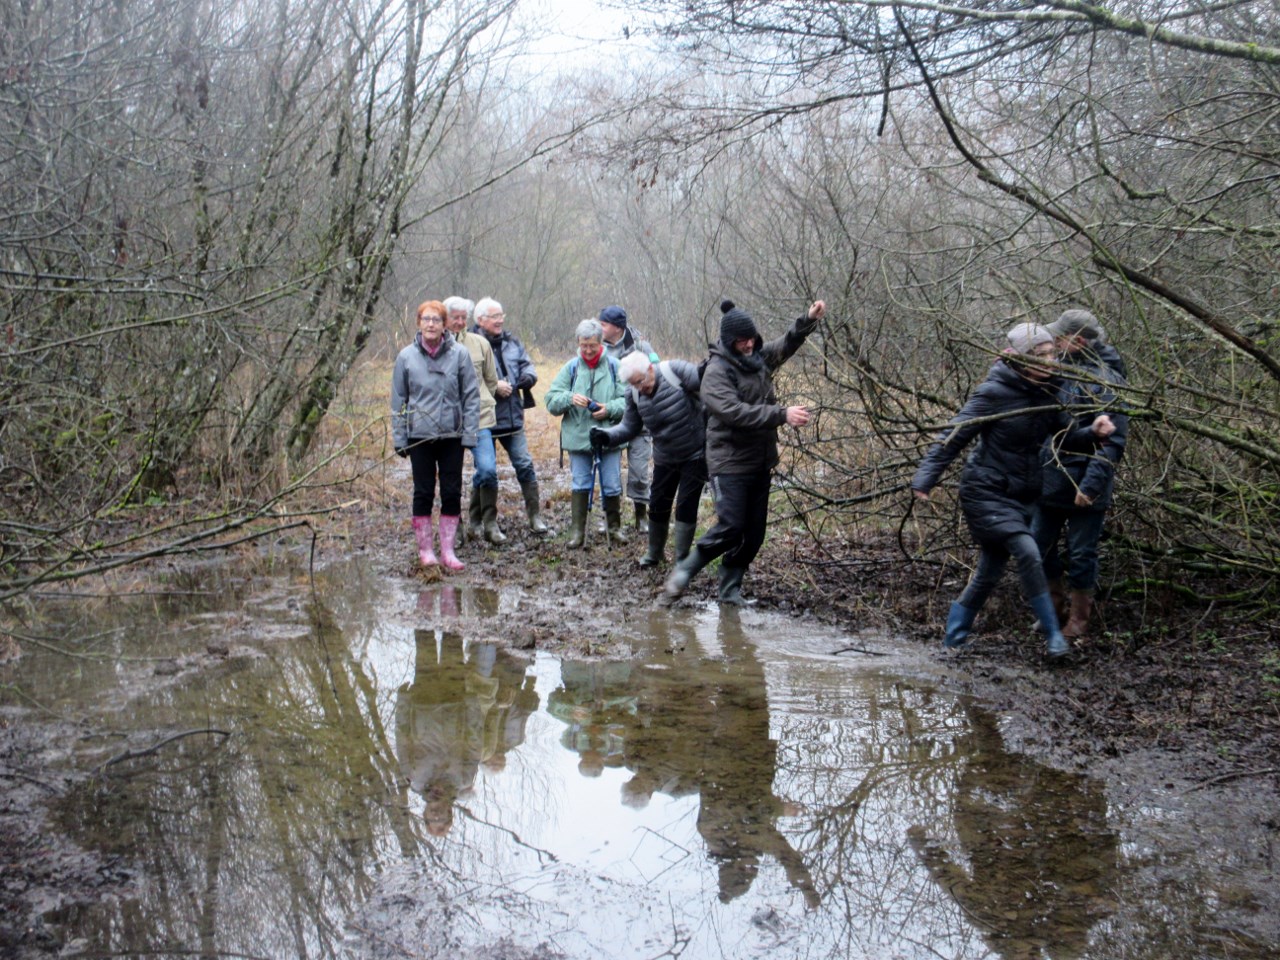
2,556,1274,959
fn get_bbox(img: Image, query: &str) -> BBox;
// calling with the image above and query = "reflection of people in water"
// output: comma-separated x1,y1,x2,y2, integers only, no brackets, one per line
621,609,821,908
547,660,637,777
908,703,1117,960
394,629,538,836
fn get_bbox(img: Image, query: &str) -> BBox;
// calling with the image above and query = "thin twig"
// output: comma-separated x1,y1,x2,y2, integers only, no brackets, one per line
1181,768,1280,794
0,767,62,791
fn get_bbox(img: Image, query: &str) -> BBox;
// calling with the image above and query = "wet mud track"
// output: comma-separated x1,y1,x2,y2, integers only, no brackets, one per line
2,478,1278,958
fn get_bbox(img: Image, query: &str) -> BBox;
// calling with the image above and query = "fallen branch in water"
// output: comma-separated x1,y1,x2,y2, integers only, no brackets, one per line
97,728,231,773
830,645,889,657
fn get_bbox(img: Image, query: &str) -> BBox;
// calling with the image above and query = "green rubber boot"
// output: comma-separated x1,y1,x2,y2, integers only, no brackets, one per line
565,491,590,549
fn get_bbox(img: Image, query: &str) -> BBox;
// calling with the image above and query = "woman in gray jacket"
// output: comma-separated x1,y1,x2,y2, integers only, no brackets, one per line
392,300,480,571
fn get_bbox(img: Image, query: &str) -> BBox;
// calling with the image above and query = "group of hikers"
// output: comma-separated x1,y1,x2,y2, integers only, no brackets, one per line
391,297,1128,655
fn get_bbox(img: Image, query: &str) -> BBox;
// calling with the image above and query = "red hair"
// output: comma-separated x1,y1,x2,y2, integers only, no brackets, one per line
416,300,446,322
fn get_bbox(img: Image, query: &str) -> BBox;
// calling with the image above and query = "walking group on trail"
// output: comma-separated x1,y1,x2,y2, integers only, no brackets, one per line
392,294,1127,655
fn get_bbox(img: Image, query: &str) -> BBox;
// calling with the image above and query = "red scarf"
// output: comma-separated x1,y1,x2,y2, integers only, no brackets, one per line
580,350,602,369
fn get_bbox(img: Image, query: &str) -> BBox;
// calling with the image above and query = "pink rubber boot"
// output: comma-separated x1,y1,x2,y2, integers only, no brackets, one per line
438,515,465,571
412,516,437,567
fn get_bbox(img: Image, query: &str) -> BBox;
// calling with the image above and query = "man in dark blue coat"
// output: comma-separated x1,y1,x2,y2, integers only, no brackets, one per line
1033,309,1129,640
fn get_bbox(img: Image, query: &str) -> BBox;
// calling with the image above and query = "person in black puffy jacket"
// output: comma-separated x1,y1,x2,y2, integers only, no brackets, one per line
593,352,709,569
911,322,1116,658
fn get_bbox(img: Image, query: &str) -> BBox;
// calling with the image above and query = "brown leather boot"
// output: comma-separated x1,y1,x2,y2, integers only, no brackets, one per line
1049,577,1067,618
1062,589,1093,639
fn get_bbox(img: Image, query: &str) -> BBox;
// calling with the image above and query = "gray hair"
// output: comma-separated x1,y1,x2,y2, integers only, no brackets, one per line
575,318,603,342
1006,322,1054,355
443,296,473,317
618,351,651,382
474,297,503,320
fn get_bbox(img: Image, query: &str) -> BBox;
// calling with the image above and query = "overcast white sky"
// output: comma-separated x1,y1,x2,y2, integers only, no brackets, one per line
517,0,653,61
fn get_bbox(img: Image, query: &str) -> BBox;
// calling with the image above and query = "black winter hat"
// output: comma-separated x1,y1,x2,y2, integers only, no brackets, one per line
719,300,758,343
598,305,628,329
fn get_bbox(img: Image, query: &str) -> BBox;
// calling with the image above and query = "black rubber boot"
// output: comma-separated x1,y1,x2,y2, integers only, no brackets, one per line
480,486,507,545
633,501,649,534
466,487,483,542
672,521,697,562
604,494,630,544
639,517,670,567
718,565,747,605
664,547,709,600
521,480,549,534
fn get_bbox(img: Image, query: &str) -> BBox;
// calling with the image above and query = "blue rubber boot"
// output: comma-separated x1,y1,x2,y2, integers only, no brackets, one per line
943,601,978,648
1029,592,1069,658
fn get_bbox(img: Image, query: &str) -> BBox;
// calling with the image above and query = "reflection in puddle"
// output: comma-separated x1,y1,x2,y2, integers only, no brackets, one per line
2,560,1273,958
908,705,1117,960
397,630,539,836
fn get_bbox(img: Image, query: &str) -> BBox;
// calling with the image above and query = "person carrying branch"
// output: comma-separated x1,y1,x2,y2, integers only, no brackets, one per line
911,322,1115,658
664,298,825,605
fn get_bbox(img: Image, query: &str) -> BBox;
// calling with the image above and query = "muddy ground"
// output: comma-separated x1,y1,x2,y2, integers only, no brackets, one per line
3,464,1279,955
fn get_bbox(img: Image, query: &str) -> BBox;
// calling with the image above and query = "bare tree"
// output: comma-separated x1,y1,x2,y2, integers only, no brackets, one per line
0,0,615,595
573,1,1280,589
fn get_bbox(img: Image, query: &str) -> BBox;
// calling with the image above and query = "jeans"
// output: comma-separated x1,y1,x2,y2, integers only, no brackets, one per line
957,532,1048,610
494,429,537,486
1031,504,1106,591
470,428,498,489
695,472,772,570
569,449,623,498
408,437,465,516
649,457,708,525
624,432,652,505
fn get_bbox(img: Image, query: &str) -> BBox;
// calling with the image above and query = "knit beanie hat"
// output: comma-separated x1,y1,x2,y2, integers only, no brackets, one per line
1046,308,1102,341
598,305,628,330
1005,322,1054,355
719,300,759,343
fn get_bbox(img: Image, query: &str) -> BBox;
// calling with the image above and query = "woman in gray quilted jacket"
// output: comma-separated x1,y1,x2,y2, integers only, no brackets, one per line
391,300,480,571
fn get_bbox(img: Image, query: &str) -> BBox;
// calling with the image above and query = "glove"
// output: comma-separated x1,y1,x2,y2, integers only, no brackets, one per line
395,446,409,458
589,427,608,453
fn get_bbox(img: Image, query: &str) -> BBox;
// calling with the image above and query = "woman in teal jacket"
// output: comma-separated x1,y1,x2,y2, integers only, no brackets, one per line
544,318,628,547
